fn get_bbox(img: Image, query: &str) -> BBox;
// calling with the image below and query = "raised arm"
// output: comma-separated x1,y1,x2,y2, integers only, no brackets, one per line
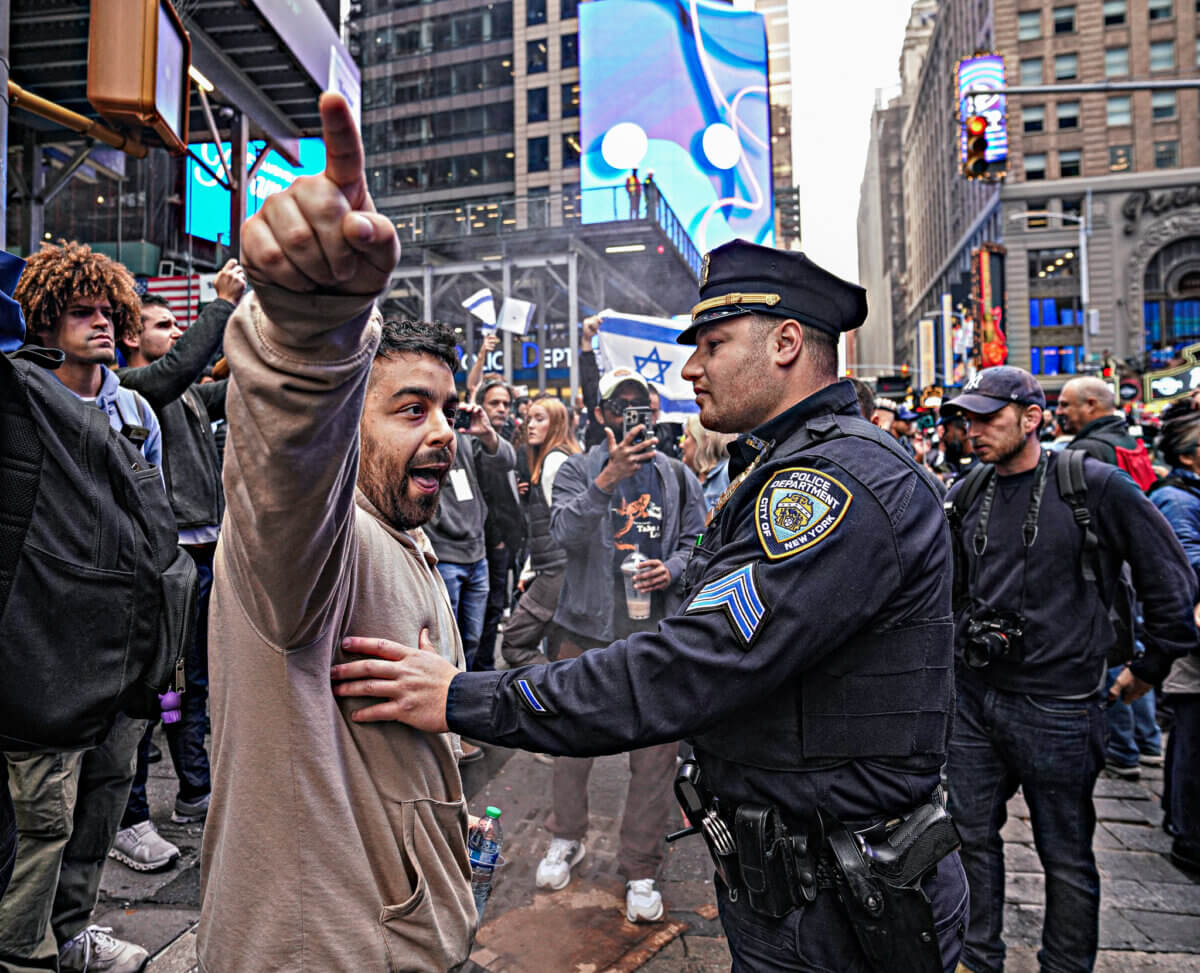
117,264,243,406
219,93,401,649
466,332,499,400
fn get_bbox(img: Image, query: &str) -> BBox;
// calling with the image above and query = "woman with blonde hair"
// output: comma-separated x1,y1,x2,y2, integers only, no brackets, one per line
680,414,737,513
501,395,581,668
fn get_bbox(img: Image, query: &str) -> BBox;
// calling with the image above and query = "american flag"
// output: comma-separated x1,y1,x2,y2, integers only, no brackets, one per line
134,276,202,329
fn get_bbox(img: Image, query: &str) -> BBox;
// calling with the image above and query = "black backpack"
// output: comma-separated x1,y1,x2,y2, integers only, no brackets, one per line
0,348,197,752
945,449,1137,666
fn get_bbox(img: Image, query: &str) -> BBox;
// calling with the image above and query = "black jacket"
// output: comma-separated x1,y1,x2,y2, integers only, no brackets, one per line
1067,414,1137,465
116,299,234,532
947,449,1197,694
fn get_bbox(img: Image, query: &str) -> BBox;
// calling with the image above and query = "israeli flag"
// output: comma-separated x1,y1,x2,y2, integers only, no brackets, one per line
462,287,497,326
596,310,698,423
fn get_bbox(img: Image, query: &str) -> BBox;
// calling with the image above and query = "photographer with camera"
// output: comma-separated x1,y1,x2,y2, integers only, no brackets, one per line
522,367,704,922
942,366,1197,973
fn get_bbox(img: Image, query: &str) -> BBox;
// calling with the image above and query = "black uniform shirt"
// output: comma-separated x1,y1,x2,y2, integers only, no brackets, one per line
447,380,954,826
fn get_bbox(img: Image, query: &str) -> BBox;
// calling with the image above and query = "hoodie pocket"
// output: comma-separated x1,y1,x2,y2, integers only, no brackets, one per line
379,798,475,973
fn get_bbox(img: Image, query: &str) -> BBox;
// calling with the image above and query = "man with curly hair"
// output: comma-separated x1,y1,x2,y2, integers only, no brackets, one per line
0,241,163,973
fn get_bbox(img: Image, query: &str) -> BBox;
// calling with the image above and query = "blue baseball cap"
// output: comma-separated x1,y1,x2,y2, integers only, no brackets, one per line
941,366,1047,417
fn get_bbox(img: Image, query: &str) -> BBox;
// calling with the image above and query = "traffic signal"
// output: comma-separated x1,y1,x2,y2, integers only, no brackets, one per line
88,0,191,155
962,115,988,179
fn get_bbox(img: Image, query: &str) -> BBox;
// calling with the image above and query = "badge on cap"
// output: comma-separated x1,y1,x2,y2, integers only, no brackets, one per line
755,468,852,560
700,252,711,287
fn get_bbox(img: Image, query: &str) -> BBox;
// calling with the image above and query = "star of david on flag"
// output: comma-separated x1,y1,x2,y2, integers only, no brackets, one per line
595,310,698,422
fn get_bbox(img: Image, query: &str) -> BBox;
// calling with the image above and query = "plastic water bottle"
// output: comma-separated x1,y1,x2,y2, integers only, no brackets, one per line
468,806,503,923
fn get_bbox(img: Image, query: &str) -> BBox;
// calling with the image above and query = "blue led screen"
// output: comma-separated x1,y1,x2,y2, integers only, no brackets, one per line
185,138,327,244
579,0,774,252
957,54,1009,164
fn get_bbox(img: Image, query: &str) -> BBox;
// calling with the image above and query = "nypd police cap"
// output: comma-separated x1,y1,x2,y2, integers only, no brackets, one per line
678,240,868,345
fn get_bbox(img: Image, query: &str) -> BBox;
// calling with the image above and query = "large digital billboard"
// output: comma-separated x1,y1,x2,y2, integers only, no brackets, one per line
186,137,327,244
957,54,1008,166
580,0,773,253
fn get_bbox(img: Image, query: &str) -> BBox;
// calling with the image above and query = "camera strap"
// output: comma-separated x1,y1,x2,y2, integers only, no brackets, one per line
969,451,1049,613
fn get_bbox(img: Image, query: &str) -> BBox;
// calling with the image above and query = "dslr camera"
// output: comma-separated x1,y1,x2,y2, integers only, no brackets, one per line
963,604,1026,669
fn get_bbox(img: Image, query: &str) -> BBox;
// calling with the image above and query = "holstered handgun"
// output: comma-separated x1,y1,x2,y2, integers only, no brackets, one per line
823,802,961,973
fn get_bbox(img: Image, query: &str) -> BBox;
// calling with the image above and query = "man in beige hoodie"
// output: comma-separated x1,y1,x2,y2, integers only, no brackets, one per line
197,93,476,971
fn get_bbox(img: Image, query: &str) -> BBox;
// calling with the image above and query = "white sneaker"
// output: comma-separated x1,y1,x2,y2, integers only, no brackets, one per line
625,878,664,922
58,925,149,973
535,838,585,890
108,820,179,872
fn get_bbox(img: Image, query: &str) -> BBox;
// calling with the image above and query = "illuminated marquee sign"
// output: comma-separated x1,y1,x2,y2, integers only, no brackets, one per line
1143,343,1200,403
957,54,1008,166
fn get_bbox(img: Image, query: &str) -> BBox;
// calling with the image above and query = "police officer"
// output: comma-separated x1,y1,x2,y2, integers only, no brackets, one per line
332,240,969,972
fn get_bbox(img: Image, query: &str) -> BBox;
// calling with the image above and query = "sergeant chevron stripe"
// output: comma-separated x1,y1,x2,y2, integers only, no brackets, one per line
685,563,768,649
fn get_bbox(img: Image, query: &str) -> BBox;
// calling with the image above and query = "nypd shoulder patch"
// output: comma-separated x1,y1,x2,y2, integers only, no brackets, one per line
754,467,852,561
685,563,768,649
515,678,555,716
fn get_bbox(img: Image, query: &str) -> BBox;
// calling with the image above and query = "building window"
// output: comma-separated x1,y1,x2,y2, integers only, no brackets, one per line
1103,0,1127,24
1196,35,1200,66
527,39,548,73
1027,200,1050,228
1055,53,1078,80
561,0,578,18
528,136,549,172
527,87,548,123
1018,10,1041,39
1053,5,1076,33
1107,95,1132,125
1020,57,1044,85
1062,197,1083,220
561,82,580,117
527,0,546,25
1025,153,1047,180
1150,40,1175,71
1152,90,1177,119
561,33,579,68
1024,105,1045,133
1148,0,1172,20
1109,144,1133,170
1155,140,1179,168
1057,101,1080,129
1105,46,1130,76
562,132,580,167
1059,149,1082,177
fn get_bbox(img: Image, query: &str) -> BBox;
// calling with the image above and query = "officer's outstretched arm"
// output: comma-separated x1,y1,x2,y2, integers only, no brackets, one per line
337,460,948,755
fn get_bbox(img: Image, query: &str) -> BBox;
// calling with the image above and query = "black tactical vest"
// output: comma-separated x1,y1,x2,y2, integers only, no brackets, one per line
684,412,953,771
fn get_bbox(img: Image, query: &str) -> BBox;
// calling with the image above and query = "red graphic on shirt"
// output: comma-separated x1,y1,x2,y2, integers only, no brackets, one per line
614,493,652,552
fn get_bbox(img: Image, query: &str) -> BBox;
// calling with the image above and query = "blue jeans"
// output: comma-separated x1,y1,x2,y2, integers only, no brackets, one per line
1163,694,1200,856
1104,665,1161,766
437,558,489,670
947,669,1104,973
123,544,214,824
716,853,968,972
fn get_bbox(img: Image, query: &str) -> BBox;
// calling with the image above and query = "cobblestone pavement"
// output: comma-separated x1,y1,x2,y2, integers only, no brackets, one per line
78,728,1198,970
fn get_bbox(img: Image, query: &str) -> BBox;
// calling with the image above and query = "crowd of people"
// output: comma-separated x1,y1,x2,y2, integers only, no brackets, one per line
0,94,1196,973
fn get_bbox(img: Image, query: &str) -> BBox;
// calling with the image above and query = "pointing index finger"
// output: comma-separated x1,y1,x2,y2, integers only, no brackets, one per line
319,92,371,212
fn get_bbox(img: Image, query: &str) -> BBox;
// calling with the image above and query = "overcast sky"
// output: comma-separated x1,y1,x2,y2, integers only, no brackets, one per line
788,0,918,282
